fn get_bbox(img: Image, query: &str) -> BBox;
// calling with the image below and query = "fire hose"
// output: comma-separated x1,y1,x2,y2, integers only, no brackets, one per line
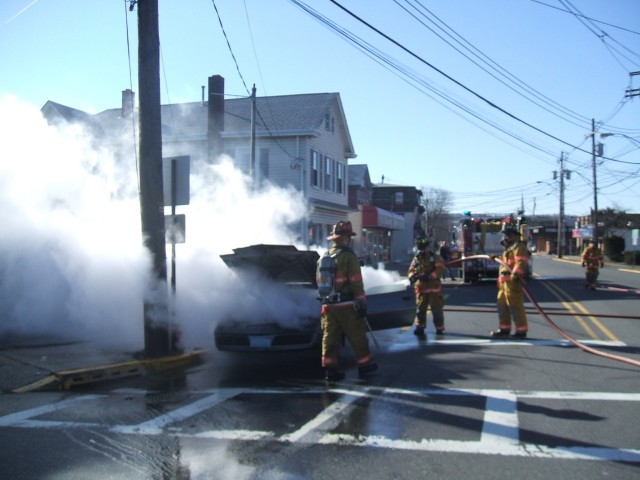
448,255,640,368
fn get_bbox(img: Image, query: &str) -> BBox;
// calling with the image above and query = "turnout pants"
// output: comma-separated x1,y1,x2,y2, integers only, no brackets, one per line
414,291,445,330
321,304,372,368
497,280,528,334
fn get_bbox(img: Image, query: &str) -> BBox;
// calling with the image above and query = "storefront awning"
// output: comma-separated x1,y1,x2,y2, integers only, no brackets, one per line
362,205,405,230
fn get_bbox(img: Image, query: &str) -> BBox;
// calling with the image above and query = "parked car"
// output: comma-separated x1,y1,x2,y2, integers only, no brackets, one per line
214,244,415,352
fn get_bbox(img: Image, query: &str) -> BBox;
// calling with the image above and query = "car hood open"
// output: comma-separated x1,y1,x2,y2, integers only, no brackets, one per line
220,244,320,285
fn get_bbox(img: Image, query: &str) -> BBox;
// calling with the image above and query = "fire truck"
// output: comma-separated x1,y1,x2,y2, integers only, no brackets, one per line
455,215,530,283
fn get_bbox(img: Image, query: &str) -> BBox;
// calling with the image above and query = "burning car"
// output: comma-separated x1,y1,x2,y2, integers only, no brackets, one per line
214,244,415,352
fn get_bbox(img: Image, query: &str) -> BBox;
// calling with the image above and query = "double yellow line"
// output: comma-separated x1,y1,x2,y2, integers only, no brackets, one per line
540,281,619,341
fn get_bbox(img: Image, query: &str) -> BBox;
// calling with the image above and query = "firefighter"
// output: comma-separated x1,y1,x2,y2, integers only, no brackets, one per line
318,220,377,382
408,236,446,337
490,222,529,338
581,239,604,290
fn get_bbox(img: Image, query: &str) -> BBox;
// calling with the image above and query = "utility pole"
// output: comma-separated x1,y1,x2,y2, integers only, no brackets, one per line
626,71,640,99
557,152,565,259
249,84,257,186
591,118,599,244
137,0,174,357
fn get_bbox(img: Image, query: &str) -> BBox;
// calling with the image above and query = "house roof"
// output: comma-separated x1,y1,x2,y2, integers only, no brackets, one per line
44,92,355,156
348,164,370,187
41,101,105,137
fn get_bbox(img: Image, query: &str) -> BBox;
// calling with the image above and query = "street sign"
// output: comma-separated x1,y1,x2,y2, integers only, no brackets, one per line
163,156,190,206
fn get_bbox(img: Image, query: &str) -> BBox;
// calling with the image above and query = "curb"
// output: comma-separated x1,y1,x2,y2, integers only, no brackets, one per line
12,348,205,393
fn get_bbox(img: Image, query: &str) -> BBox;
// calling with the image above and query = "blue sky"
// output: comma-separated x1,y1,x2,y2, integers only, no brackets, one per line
1,0,639,216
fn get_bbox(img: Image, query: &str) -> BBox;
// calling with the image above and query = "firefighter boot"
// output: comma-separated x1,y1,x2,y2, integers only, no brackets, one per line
490,329,510,338
358,362,378,377
325,368,345,382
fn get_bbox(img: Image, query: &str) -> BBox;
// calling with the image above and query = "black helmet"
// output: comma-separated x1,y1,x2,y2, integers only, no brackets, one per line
501,222,519,236
415,236,430,249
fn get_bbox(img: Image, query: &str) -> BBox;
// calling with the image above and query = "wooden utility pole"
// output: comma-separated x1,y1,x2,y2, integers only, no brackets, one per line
557,152,565,259
591,118,600,244
137,0,173,357
250,84,257,185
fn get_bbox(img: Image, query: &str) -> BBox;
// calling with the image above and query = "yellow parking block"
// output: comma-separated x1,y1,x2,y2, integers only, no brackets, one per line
12,349,205,393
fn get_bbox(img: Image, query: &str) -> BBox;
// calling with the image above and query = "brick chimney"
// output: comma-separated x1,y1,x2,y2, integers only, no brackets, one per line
121,89,135,118
207,75,224,162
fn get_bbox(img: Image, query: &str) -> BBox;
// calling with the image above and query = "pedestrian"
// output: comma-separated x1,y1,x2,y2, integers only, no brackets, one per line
439,242,456,280
490,222,530,339
408,236,446,337
317,220,377,382
581,239,604,290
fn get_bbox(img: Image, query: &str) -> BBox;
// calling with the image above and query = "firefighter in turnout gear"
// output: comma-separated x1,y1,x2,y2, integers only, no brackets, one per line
408,236,446,337
317,221,377,382
490,222,529,338
581,239,604,290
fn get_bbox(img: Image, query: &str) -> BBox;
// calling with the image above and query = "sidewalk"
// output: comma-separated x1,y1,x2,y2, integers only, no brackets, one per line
0,333,204,394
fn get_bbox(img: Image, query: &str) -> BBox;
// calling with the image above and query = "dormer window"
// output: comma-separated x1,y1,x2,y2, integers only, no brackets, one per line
325,114,335,133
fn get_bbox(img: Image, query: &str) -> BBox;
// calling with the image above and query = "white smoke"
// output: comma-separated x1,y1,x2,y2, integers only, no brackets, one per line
0,96,400,352
0,96,308,350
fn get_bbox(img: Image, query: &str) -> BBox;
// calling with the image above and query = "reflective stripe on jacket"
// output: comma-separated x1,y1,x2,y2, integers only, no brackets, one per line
498,241,529,284
408,250,444,293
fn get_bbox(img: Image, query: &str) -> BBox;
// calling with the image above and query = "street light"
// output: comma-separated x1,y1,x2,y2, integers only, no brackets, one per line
600,132,640,148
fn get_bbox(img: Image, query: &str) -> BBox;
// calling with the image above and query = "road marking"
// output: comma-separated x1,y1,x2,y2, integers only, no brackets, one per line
618,268,640,275
112,388,243,435
386,335,626,351
2,388,638,463
0,395,104,427
280,388,365,443
539,280,620,342
481,391,519,445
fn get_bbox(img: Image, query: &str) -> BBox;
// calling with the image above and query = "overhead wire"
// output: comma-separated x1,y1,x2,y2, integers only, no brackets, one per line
211,0,250,96
529,0,640,36
288,0,560,165
326,0,598,156
399,0,594,130
559,0,640,70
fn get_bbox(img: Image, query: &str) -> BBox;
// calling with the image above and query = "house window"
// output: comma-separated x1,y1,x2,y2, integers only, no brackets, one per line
235,147,250,175
311,150,320,188
324,114,335,133
325,157,333,192
258,148,269,185
336,162,344,194
394,192,404,207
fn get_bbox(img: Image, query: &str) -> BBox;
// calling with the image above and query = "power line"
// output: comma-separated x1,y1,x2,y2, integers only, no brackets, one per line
399,0,594,129
211,0,250,95
325,0,602,158
529,0,640,36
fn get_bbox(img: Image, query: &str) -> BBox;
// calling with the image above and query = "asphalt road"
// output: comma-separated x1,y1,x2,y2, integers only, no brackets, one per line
1,254,639,479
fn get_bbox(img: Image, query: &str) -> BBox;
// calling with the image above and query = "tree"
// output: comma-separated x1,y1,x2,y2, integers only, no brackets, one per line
599,206,629,234
420,187,453,246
